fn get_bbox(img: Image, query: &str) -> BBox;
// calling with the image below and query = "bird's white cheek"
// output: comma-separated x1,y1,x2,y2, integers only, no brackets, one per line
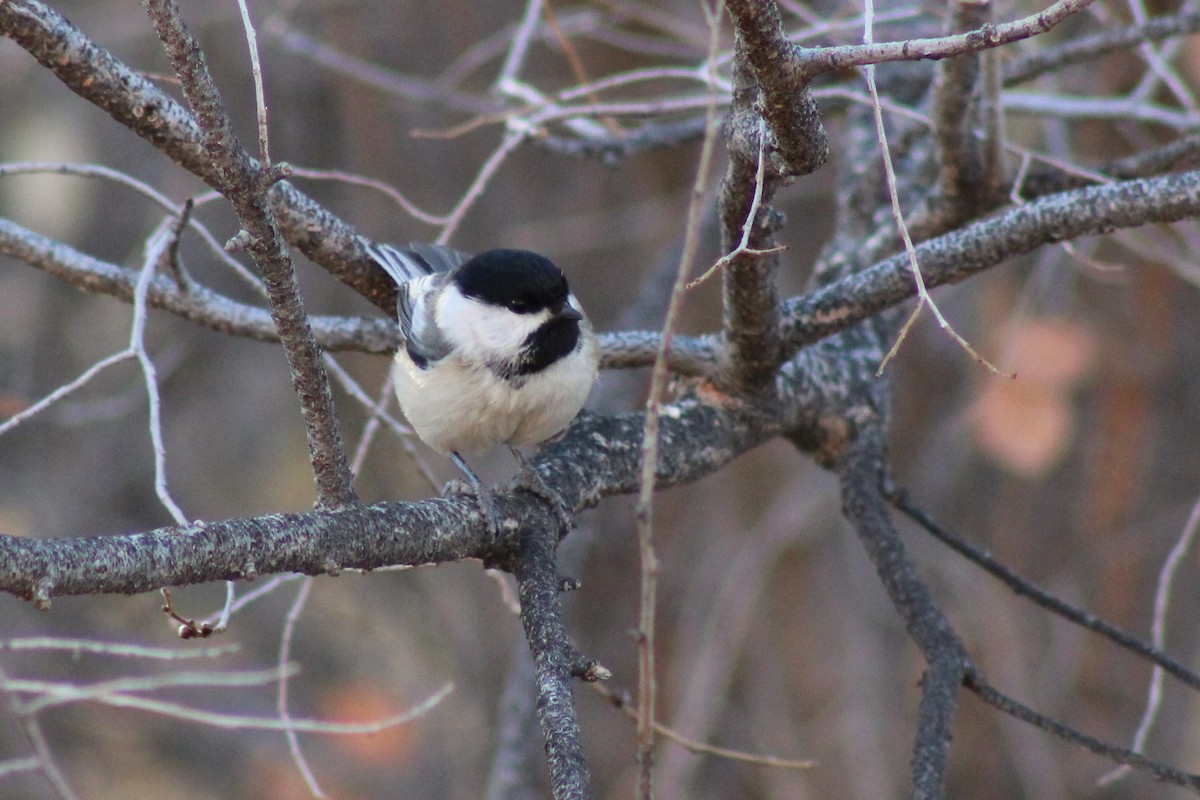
436,291,544,362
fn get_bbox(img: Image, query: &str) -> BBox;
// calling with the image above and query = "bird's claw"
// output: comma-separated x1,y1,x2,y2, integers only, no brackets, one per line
510,448,574,533
445,454,503,539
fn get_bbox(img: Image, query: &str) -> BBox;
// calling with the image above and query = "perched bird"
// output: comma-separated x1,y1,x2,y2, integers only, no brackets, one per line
365,240,599,529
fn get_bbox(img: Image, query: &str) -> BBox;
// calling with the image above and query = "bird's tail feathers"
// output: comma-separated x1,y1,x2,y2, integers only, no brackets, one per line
364,240,473,283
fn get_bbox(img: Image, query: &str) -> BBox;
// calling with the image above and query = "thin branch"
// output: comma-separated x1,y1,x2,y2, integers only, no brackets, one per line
263,23,495,115
11,679,455,735
1002,91,1200,130
796,0,1097,77
133,222,188,526
0,638,240,659
861,22,1002,376
495,0,545,88
278,577,324,797
688,118,783,290
590,682,816,770
234,0,271,165
886,486,1200,694
1003,11,1200,85
0,667,79,800
967,674,1200,791
1099,492,1200,785
435,129,527,244
0,349,135,438
633,6,726,796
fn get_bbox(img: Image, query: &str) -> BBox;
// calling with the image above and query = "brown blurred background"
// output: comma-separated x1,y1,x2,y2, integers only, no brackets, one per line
3,1,1200,798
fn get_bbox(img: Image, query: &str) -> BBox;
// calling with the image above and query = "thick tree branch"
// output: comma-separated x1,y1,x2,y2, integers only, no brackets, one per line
930,0,994,220
723,0,828,178
784,168,1200,351
711,0,925,398
0,397,778,603
716,46,787,392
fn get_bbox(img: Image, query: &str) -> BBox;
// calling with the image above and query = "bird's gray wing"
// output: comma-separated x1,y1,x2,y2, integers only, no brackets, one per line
364,240,473,367
397,273,453,368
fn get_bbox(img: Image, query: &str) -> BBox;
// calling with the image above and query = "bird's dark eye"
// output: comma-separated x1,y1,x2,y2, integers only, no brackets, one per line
508,298,533,313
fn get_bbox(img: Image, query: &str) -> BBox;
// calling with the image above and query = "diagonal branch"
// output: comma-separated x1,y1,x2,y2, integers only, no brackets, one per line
142,0,355,509
0,0,397,313
968,674,1200,791
886,485,1200,695
783,168,1200,352
837,431,970,800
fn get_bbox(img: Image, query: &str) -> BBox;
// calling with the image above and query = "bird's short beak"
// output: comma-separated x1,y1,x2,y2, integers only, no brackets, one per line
557,304,583,322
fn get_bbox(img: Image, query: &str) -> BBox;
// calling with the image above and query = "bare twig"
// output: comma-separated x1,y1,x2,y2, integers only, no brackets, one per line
861,2,1004,377
632,5,726,796
968,674,1200,791
0,660,79,800
277,578,324,797
1003,11,1200,85
234,0,271,165
591,682,816,770
1099,492,1200,785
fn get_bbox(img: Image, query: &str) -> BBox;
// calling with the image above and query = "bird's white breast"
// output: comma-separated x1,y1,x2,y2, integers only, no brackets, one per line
392,332,598,455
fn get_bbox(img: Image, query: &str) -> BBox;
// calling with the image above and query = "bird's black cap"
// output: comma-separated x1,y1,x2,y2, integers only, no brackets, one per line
453,249,570,314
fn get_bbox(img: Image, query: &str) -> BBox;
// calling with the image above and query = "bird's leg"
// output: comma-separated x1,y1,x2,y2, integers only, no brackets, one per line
509,447,574,532
447,451,501,538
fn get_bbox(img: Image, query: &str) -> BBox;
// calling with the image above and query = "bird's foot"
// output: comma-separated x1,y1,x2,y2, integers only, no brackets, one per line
509,448,574,533
447,452,502,539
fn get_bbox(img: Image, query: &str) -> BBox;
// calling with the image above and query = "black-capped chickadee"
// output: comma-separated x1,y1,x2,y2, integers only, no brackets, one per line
365,240,599,529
